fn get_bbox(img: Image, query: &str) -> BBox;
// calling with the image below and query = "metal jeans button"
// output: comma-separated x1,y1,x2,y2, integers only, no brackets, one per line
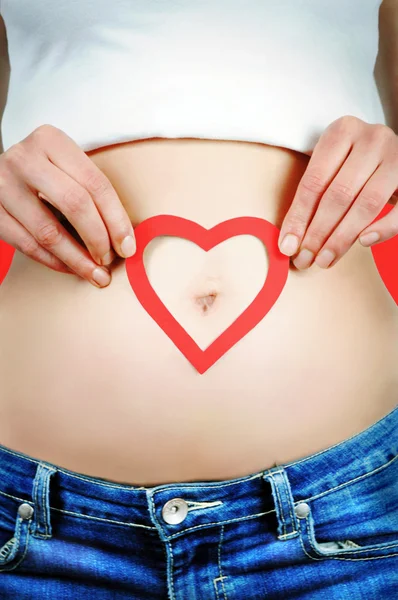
161,498,188,524
18,503,34,520
294,502,310,519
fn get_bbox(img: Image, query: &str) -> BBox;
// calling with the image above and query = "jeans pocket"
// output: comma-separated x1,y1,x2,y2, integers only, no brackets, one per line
297,455,398,561
0,495,33,573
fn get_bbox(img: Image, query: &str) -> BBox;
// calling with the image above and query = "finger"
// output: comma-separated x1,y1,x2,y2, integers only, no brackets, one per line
0,203,73,274
278,117,359,256
38,193,117,264
1,180,112,287
358,197,398,247
314,161,398,268
24,126,136,262
6,147,114,267
292,144,381,269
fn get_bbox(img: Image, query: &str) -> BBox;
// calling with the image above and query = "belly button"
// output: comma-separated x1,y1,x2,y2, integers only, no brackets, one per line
194,293,218,314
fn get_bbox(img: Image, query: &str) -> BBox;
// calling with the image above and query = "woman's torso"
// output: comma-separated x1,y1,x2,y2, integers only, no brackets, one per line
0,138,397,486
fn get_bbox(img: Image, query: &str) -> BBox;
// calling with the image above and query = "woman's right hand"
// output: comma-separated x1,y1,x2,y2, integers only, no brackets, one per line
0,124,136,288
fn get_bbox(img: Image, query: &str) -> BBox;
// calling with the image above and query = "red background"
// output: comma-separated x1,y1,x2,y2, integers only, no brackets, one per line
0,204,397,303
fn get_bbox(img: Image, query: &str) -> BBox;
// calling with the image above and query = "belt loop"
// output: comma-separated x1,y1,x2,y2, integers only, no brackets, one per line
263,467,299,540
31,462,57,539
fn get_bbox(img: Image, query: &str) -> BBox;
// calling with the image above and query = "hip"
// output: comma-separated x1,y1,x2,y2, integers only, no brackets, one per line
0,403,396,598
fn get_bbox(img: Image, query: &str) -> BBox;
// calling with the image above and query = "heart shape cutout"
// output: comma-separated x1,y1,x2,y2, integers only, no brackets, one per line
125,215,289,374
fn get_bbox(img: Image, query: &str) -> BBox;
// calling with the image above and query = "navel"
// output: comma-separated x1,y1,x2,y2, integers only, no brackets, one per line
194,292,218,314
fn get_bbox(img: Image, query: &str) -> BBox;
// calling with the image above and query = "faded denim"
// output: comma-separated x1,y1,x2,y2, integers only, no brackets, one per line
0,404,397,599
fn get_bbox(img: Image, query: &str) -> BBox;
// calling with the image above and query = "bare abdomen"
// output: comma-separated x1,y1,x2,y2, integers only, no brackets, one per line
0,138,396,485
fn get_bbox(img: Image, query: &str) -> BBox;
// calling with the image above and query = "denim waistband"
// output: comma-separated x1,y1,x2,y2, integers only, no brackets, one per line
0,404,396,542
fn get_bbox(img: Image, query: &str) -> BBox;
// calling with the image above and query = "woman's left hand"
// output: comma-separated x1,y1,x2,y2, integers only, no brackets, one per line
278,115,398,270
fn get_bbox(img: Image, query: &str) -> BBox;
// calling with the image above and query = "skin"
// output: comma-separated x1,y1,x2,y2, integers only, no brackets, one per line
278,116,398,270
0,3,397,485
0,1,397,284
278,0,398,269
0,138,396,484
0,125,137,286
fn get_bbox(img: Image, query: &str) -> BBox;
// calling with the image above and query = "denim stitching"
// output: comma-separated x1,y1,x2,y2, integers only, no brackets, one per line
0,489,27,504
41,465,48,536
214,577,229,600
45,467,56,537
0,428,395,495
0,490,155,529
42,465,52,537
214,578,221,600
186,500,223,512
33,472,48,540
50,506,157,529
0,489,287,534
146,491,175,599
0,446,50,465
166,509,275,540
40,464,55,538
0,517,30,573
54,468,146,490
280,470,296,536
305,512,398,556
0,443,262,490
31,464,56,539
166,539,176,600
0,512,22,565
0,453,395,534
31,465,40,535
218,525,228,599
268,472,286,539
150,472,264,494
147,490,165,538
295,453,398,506
0,446,146,490
297,517,398,562
298,524,398,562
1,454,395,532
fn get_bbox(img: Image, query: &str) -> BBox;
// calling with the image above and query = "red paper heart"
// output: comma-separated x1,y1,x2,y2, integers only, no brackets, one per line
125,215,289,374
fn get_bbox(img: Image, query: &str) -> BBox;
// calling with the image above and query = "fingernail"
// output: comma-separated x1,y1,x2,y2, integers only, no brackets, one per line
91,267,111,287
101,250,115,266
279,234,299,256
292,248,314,270
359,232,380,246
315,249,335,269
120,235,136,258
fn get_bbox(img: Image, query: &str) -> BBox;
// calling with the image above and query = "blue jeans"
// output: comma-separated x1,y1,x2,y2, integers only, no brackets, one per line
0,404,397,599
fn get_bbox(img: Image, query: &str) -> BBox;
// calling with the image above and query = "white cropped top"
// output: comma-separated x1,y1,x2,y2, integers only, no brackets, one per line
0,0,386,156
